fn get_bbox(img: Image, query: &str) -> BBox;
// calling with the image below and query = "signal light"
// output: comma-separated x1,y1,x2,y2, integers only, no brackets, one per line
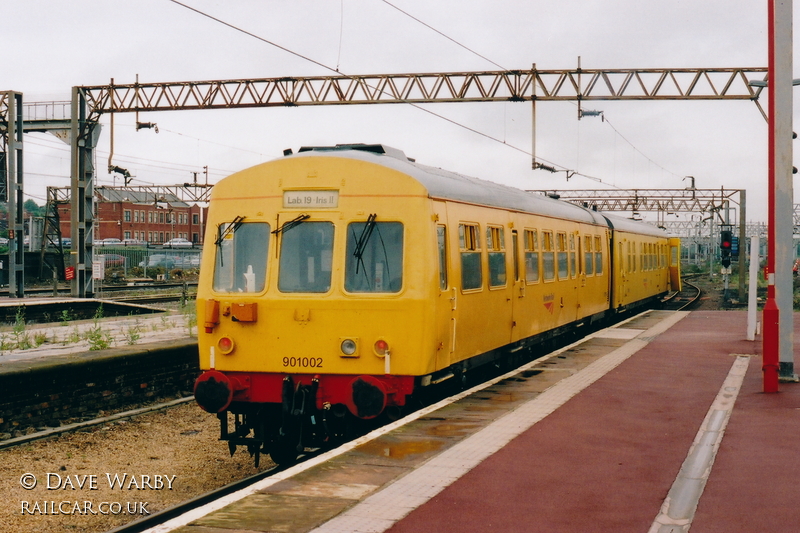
720,230,733,268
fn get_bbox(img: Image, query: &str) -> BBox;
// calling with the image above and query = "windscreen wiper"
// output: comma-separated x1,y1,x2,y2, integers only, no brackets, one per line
215,215,245,267
215,215,245,246
271,214,310,235
353,213,377,273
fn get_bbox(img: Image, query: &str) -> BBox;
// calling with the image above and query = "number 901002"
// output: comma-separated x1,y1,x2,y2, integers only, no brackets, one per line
283,356,323,368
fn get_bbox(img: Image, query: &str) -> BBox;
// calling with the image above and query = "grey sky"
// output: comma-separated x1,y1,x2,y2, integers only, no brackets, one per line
4,1,793,222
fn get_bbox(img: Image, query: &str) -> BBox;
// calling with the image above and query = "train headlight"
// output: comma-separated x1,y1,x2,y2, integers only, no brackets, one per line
340,338,358,356
374,339,389,357
218,336,235,355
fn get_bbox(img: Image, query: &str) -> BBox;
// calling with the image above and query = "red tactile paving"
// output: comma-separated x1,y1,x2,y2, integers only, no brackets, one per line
387,311,799,533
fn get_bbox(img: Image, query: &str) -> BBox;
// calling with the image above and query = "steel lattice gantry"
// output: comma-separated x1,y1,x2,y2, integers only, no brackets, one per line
7,66,770,297
531,188,742,214
532,188,748,297
77,67,767,117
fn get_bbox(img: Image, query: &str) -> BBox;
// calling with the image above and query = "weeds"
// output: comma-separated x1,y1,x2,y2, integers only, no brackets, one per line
125,322,142,345
33,332,48,347
86,325,112,351
12,307,31,350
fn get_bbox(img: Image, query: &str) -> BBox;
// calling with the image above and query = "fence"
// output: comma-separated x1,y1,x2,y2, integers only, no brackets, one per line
93,245,202,281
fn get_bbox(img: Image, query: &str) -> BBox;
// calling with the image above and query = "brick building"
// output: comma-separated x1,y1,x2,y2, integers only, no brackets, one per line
56,187,207,245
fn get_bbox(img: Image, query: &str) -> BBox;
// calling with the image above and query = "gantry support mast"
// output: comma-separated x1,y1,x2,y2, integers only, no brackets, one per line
0,91,26,297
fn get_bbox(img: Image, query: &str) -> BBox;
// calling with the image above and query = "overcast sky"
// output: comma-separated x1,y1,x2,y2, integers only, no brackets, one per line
4,0,795,224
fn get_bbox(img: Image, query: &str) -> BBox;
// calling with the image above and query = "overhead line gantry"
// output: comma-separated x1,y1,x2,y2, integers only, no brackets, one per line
2,65,769,297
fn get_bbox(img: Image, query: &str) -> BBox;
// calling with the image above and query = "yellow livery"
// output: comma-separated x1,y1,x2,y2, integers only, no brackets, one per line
193,144,680,464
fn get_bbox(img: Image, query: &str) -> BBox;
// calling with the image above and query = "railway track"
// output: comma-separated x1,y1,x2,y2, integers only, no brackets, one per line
0,281,197,298
661,279,702,311
0,398,196,451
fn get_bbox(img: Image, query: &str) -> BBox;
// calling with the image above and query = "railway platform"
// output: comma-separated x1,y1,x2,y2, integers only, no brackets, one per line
151,310,800,533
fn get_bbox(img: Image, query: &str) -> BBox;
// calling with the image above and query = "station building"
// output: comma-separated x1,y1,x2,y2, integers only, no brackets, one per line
53,187,207,245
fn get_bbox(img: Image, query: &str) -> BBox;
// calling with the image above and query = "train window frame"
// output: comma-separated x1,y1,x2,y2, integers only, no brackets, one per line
511,230,520,282
584,235,594,276
486,225,507,288
212,221,270,294
569,233,577,279
542,230,555,282
278,220,335,293
459,223,483,291
524,229,540,284
344,220,404,294
594,235,603,275
556,232,569,280
437,225,448,291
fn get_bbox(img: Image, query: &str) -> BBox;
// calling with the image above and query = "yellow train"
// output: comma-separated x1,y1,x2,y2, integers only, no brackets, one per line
193,144,681,464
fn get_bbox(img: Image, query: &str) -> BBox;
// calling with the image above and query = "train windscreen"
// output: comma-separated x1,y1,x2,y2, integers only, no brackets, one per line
278,222,334,293
213,222,269,293
345,221,404,293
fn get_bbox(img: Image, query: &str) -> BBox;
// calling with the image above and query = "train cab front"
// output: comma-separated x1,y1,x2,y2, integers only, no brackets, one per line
194,192,425,464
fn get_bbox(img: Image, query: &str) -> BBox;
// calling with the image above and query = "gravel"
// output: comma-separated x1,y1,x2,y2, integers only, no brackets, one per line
1,401,273,533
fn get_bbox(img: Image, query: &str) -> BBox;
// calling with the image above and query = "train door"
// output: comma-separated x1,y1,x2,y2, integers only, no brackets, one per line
433,206,455,370
617,239,627,308
668,237,682,292
511,229,524,342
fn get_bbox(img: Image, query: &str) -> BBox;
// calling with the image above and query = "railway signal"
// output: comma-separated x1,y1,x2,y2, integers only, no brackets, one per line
720,230,733,268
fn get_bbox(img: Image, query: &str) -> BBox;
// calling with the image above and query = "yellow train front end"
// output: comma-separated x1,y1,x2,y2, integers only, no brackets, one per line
193,148,437,463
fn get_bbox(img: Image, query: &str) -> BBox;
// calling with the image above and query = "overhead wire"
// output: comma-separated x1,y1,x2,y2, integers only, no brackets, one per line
165,0,612,183
379,0,509,71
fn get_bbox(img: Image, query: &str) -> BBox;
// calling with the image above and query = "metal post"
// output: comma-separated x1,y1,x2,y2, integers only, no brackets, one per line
531,63,537,169
773,0,795,381
5,92,24,297
738,190,746,300
747,235,760,341
70,87,99,298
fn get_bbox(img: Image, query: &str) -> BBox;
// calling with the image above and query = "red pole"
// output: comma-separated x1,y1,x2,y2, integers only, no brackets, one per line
763,0,780,393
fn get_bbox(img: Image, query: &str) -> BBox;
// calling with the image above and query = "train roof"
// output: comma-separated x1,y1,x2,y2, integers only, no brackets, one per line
289,144,667,237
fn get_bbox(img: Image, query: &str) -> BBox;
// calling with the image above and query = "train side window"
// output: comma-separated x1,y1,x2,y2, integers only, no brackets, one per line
594,235,603,275
524,229,539,283
345,221,404,293
278,221,334,293
569,233,577,278
542,231,555,281
213,222,269,293
556,232,568,280
459,223,482,290
584,235,594,276
486,225,506,287
627,241,634,273
512,230,520,282
437,225,448,290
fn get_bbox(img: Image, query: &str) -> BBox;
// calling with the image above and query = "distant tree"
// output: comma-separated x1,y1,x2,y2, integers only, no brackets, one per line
23,199,43,217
